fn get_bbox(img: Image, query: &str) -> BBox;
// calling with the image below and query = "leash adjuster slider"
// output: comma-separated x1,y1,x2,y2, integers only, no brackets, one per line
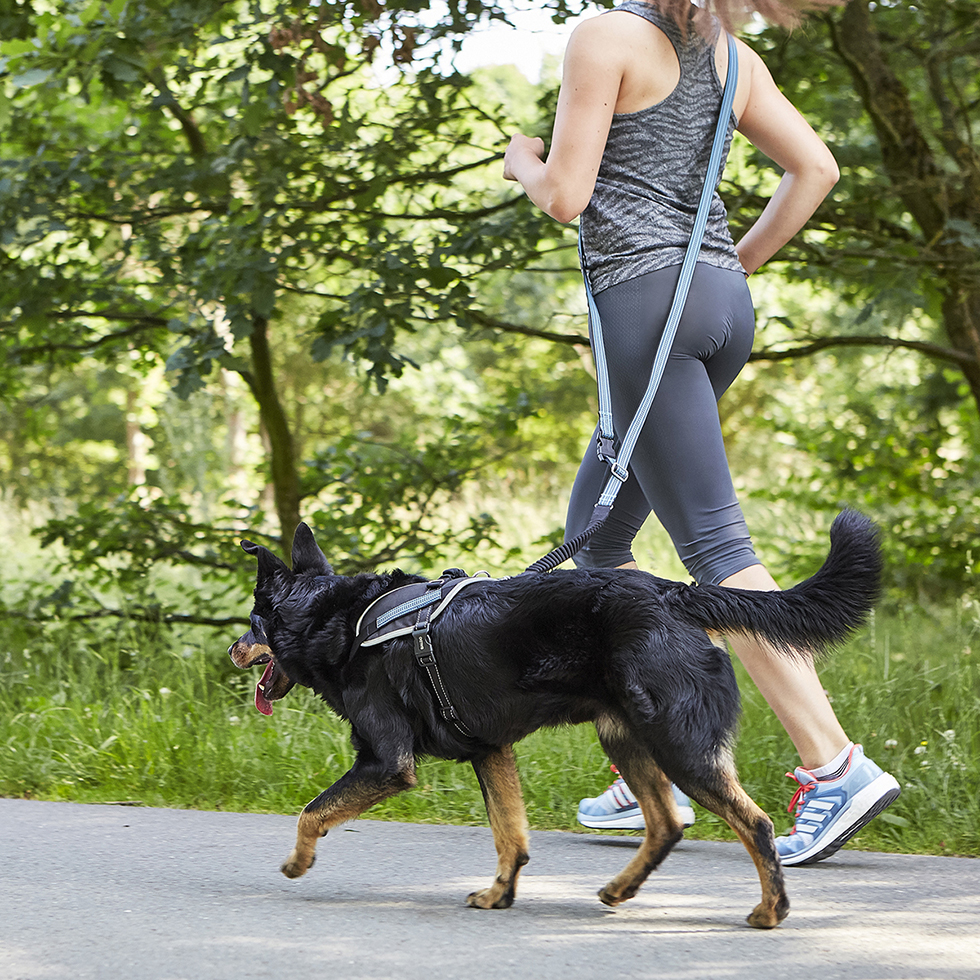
413,628,436,665
609,461,629,483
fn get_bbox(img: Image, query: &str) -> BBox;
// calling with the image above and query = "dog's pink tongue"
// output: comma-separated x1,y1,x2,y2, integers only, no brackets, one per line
255,662,275,716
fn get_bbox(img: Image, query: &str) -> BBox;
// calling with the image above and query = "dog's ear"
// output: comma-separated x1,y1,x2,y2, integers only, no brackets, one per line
291,523,333,576
241,539,292,585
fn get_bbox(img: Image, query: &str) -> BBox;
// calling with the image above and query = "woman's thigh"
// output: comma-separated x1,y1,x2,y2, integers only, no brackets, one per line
569,264,758,583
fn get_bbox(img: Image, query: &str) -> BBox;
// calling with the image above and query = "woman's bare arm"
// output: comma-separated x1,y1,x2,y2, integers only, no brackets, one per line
732,40,839,274
503,17,628,223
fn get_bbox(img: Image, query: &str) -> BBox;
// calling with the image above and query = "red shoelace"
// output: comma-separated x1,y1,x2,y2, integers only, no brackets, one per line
784,772,818,834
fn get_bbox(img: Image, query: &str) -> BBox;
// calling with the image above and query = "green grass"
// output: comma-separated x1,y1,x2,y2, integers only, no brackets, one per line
2,599,978,856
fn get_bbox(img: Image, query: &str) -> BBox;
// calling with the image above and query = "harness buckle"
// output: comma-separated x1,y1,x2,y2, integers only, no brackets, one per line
595,433,617,465
414,630,435,665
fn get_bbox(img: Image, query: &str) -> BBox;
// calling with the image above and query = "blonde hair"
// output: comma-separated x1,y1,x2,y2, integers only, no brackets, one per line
652,0,843,32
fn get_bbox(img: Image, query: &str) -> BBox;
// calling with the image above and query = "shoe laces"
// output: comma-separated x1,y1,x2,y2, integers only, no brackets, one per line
784,771,818,832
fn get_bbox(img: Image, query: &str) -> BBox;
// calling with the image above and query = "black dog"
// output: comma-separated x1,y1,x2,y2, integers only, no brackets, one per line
229,511,881,928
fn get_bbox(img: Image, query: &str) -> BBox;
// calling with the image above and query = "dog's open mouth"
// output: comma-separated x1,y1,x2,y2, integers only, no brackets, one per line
245,654,295,716
229,624,294,716
255,658,280,716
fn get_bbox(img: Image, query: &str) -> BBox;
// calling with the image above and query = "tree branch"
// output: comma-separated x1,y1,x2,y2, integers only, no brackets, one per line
7,318,169,357
4,608,247,628
147,66,209,158
749,333,976,367
461,309,978,371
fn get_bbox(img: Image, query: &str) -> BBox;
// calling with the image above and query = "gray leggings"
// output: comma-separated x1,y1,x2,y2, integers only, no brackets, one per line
565,262,758,586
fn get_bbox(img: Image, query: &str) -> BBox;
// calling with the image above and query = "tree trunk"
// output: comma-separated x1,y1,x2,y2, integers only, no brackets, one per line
247,315,301,556
829,1,980,417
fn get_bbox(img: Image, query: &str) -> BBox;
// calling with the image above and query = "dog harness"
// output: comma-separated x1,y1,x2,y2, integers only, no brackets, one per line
351,572,491,737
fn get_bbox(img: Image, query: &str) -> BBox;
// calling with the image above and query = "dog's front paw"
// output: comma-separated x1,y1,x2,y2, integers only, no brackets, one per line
597,886,625,908
466,884,514,910
746,899,789,930
281,849,315,879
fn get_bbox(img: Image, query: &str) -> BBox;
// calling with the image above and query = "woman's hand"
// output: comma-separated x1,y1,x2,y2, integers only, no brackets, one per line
503,134,545,182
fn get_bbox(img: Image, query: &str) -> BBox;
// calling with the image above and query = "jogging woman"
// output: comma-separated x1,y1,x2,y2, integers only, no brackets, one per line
503,0,899,865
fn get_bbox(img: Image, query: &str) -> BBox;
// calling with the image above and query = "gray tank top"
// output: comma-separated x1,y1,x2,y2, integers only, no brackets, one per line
578,1,744,294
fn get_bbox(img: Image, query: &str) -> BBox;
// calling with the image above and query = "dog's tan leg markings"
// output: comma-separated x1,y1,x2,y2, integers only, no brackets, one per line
686,762,789,929
466,745,530,910
594,719,686,907
281,757,417,879
593,718,788,927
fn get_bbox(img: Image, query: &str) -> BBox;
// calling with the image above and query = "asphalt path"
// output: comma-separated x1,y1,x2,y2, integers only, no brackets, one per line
3,798,978,980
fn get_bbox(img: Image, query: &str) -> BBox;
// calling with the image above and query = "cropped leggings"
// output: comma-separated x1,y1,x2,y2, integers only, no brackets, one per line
565,262,759,586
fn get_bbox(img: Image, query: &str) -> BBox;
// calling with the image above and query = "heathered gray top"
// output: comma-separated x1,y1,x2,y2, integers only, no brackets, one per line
578,1,744,294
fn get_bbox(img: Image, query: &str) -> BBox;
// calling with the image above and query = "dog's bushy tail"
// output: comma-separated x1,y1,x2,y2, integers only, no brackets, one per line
671,510,882,658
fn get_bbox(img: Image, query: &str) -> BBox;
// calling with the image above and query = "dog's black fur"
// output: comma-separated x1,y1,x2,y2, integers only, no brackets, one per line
229,510,881,928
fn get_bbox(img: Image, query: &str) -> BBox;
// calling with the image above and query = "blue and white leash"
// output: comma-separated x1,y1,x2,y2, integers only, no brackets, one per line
527,33,739,574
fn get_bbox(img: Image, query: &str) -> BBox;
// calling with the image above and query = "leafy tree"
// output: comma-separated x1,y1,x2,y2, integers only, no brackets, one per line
0,0,582,577
736,0,980,416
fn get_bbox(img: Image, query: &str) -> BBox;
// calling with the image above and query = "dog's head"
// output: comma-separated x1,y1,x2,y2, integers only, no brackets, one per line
228,523,333,715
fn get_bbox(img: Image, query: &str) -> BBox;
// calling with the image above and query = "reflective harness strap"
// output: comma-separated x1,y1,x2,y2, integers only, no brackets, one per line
526,34,739,575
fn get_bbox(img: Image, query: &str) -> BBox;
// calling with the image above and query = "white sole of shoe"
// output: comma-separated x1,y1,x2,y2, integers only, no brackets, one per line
677,805,696,828
778,772,901,866
577,807,695,831
577,812,647,830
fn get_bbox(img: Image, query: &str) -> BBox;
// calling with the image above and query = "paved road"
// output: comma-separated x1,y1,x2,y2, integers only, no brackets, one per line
3,798,977,980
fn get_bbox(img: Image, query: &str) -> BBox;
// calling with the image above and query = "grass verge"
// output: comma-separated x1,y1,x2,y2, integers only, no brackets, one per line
2,600,978,857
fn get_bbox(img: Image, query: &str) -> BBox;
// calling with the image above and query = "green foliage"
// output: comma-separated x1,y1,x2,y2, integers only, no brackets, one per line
735,2,980,415
0,0,575,392
770,358,980,593
303,419,519,574
0,0,591,579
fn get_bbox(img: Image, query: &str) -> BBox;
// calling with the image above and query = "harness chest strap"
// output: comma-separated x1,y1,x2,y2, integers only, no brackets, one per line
410,587,474,738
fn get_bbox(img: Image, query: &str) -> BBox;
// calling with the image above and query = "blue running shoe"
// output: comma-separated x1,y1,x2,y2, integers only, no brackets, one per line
577,767,695,830
776,744,900,866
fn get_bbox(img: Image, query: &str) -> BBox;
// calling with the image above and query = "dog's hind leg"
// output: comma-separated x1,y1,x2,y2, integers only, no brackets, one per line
281,749,417,880
682,747,789,930
467,744,530,910
592,717,687,908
